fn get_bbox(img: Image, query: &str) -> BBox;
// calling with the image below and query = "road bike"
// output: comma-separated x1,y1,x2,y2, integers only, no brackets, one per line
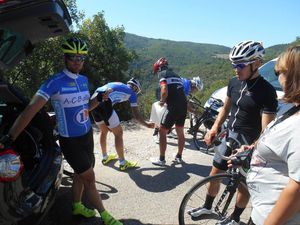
178,130,252,225
187,96,225,154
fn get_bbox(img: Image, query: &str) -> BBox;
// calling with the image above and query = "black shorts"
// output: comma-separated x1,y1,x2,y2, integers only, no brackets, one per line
59,128,95,174
160,108,186,129
213,129,255,171
91,99,113,125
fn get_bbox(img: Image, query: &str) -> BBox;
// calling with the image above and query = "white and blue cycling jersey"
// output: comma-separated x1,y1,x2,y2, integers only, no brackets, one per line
182,78,191,96
95,82,138,107
36,69,91,137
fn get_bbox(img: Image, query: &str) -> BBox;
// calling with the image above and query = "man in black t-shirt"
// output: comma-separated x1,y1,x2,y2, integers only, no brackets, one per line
188,41,278,225
151,57,187,166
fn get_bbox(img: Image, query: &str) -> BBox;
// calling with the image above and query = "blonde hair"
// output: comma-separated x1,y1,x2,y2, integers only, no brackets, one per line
275,45,300,104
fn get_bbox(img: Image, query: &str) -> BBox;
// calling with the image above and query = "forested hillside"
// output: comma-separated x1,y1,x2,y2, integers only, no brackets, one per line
123,33,290,117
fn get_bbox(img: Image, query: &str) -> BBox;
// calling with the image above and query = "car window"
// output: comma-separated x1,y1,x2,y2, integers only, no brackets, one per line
259,60,281,91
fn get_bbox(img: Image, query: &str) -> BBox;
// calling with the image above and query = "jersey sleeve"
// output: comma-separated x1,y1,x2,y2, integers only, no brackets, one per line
159,77,167,87
262,85,278,114
129,91,138,107
227,78,234,98
36,76,60,101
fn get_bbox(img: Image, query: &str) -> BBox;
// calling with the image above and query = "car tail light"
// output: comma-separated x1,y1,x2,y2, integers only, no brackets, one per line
0,0,7,4
0,149,23,182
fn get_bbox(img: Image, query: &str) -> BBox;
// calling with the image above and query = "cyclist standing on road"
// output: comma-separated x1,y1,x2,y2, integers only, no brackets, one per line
91,78,154,171
151,57,188,165
152,76,203,138
189,41,278,225
0,38,123,225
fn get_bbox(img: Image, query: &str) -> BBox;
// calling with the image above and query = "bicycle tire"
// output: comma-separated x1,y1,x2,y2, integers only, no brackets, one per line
192,124,215,154
178,173,251,225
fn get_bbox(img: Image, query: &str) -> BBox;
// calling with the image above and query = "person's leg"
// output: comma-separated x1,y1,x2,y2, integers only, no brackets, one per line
110,125,125,160
228,182,250,223
77,168,122,225
175,125,185,155
189,166,224,217
159,127,169,159
77,168,105,211
72,174,84,203
99,123,109,155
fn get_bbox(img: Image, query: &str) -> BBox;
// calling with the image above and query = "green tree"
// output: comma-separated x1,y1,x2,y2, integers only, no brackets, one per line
79,12,137,91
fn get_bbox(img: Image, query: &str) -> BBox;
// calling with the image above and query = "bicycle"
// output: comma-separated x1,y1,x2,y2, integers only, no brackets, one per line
178,130,252,225
187,96,225,154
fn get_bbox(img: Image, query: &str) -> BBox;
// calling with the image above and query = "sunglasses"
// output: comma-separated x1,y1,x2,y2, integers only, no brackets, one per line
232,60,255,69
274,69,282,77
66,54,86,62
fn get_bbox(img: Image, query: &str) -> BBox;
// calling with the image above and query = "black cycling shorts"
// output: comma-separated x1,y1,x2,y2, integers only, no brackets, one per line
59,128,95,174
160,108,186,129
213,129,255,171
91,99,113,125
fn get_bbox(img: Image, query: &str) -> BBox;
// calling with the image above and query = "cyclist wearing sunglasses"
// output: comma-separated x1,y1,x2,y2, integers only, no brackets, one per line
188,41,278,225
91,78,154,171
1,37,123,225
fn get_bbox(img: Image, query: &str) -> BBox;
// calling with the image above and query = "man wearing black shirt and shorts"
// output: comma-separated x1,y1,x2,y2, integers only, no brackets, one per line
151,57,187,166
188,41,278,225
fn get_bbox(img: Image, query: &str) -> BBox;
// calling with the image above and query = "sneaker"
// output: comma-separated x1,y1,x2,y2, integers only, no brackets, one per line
216,217,240,225
151,157,166,166
72,202,96,218
153,133,160,144
174,156,183,164
102,153,117,165
187,207,212,217
119,160,138,171
100,210,123,225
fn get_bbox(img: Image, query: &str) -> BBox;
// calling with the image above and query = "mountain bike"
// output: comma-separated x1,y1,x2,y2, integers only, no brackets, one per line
178,130,252,225
187,96,225,153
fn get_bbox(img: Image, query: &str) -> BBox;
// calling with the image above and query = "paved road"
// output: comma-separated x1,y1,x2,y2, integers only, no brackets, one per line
42,122,240,225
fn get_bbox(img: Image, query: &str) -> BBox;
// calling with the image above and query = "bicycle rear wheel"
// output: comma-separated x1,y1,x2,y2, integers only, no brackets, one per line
178,173,251,225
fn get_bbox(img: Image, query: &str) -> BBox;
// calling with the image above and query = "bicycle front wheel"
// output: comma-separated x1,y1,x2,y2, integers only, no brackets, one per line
178,173,251,225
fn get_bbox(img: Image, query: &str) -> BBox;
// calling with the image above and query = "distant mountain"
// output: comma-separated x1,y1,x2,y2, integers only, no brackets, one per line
124,33,291,95
124,33,234,90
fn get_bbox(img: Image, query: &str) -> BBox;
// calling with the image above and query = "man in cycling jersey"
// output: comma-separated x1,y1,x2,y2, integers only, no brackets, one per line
152,76,203,139
0,38,123,225
188,41,278,225
151,57,188,165
91,78,154,171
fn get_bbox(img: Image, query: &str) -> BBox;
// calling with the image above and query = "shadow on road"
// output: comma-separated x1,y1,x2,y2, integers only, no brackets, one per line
128,162,211,192
43,177,118,225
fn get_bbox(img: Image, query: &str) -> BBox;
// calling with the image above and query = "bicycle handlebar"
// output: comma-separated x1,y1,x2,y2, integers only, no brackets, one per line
210,130,253,168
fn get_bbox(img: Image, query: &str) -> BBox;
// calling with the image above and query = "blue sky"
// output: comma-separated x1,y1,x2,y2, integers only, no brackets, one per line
76,0,299,48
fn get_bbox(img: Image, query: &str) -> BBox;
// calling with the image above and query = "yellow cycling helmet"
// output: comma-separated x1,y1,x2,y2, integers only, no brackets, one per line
61,37,88,55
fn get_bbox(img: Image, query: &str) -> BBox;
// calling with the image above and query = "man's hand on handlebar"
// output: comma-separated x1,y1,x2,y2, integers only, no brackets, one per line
228,145,254,169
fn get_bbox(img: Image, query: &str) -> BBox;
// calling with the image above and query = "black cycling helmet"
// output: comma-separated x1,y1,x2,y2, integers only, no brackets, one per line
127,78,141,94
61,37,88,55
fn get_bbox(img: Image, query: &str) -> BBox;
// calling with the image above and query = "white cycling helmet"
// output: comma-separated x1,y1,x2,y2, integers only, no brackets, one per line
191,76,204,91
127,78,141,94
229,40,265,63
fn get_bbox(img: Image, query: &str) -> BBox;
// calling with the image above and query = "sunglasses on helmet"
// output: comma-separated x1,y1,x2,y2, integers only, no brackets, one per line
66,54,86,62
232,60,255,69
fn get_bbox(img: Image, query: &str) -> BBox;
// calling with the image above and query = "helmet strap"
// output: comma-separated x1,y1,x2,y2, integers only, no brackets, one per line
248,63,259,80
